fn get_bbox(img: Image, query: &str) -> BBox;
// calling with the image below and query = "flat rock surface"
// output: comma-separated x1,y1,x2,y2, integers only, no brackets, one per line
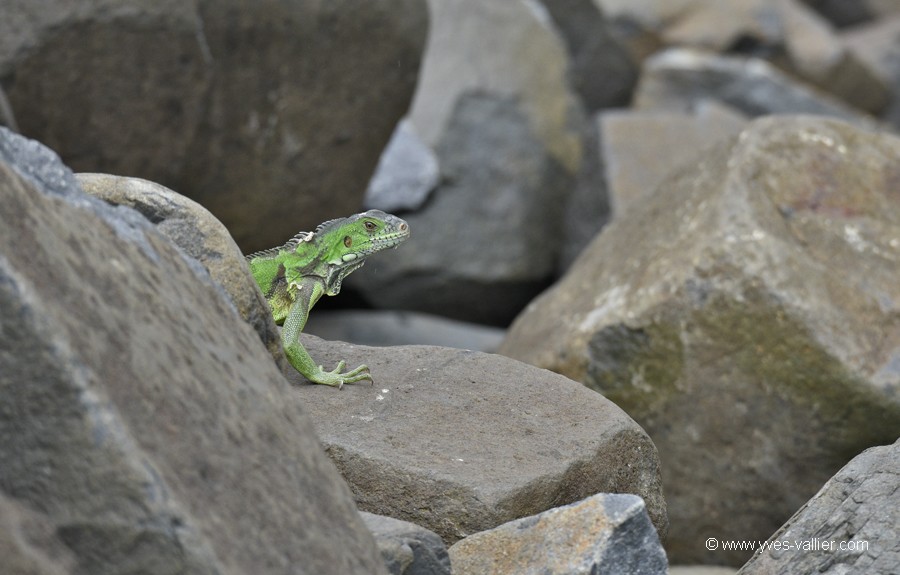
290,336,668,544
0,128,387,574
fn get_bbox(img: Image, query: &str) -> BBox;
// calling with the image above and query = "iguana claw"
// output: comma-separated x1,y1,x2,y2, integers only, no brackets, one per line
309,360,373,389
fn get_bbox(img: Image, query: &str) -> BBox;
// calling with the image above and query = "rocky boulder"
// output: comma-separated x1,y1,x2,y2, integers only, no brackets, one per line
0,128,387,573
75,172,287,371
738,439,900,574
350,0,588,325
448,493,667,575
353,92,576,325
0,0,428,253
501,116,900,565
843,15,900,131
290,336,668,544
362,512,451,575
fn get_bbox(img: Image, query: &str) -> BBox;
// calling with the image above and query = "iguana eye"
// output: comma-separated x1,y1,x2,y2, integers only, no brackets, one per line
344,236,352,247
364,220,377,231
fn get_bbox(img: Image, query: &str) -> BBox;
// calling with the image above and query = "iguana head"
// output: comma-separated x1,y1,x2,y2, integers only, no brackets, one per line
317,209,410,295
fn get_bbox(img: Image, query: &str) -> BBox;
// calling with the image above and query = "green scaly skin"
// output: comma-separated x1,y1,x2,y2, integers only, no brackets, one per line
246,210,409,388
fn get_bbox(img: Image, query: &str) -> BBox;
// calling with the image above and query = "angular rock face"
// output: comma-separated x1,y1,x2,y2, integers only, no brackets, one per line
501,116,900,565
75,172,287,371
354,92,574,325
361,512,451,575
0,0,427,253
738,439,900,574
448,493,667,575
292,336,668,545
0,128,387,574
350,0,586,325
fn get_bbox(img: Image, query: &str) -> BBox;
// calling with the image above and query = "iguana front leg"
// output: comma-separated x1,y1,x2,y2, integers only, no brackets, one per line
281,280,373,389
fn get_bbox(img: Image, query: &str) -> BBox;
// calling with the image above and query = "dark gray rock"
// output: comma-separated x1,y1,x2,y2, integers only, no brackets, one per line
843,15,900,131
0,129,387,574
448,493,667,575
365,119,439,213
559,109,610,272
352,92,574,325
738,439,900,574
539,0,638,111
304,310,506,352
291,336,668,545
777,0,888,114
409,0,583,169
501,116,900,566
633,48,881,128
801,0,876,27
0,0,428,253
361,512,451,575
364,0,588,324
75,172,287,372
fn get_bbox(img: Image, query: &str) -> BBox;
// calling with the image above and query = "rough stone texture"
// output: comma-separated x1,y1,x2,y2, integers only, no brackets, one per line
351,92,574,326
75,172,287,371
0,1,210,186
353,0,589,325
409,0,582,172
365,119,439,214
290,336,668,545
599,102,747,217
448,493,667,575
0,494,77,575
633,48,881,129
0,0,427,253
739,439,900,574
361,512,451,575
500,116,900,565
0,128,388,574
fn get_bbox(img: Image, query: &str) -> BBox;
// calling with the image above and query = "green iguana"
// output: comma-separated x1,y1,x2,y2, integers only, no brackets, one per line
246,210,409,388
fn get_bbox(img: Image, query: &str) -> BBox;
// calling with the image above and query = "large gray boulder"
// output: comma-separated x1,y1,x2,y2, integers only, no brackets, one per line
448,493,667,575
0,0,428,253
354,92,575,325
75,172,287,371
0,128,387,574
351,0,588,325
738,439,900,574
290,336,668,544
501,116,900,565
